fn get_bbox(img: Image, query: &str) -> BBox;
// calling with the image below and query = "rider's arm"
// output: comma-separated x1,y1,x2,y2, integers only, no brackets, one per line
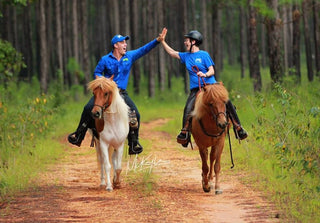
205,66,215,77
161,41,180,60
93,57,106,79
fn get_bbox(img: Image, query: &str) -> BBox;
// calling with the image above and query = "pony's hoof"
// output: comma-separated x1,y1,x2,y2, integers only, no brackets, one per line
106,187,113,192
215,189,223,195
202,187,211,193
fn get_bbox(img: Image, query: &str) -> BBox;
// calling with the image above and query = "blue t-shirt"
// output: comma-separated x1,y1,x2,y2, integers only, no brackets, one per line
179,50,217,89
94,39,159,90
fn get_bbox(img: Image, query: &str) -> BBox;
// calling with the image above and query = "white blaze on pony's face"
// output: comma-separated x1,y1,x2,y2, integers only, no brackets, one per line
88,77,117,120
91,87,113,119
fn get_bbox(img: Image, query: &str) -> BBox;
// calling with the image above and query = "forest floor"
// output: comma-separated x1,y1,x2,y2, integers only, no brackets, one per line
0,118,282,223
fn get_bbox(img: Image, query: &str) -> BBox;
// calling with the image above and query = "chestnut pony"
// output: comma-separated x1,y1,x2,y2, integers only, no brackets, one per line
191,83,229,194
88,77,129,191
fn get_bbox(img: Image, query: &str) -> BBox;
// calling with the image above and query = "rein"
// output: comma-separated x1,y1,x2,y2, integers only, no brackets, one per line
192,65,207,91
197,118,226,138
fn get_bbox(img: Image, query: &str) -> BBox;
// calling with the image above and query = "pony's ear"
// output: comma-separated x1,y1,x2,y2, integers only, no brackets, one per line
109,75,114,81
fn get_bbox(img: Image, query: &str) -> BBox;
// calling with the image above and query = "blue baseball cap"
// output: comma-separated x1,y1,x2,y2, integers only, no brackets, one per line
111,35,130,46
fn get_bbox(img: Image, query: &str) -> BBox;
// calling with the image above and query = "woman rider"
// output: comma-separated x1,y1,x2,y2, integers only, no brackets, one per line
159,28,247,146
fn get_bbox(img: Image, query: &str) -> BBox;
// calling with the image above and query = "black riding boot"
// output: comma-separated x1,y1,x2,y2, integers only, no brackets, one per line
177,117,192,147
68,106,95,147
68,121,88,147
226,100,248,140
177,89,197,147
128,110,143,155
128,129,143,155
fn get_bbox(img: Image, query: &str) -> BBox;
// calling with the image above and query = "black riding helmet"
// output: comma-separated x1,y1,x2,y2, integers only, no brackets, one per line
184,30,203,46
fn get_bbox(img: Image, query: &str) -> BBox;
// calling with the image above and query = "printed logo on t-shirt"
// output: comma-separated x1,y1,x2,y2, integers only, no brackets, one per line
195,58,202,63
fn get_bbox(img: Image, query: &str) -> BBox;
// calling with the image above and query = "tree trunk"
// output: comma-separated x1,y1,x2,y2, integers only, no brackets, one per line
260,17,267,68
46,0,54,81
121,0,130,42
240,6,247,79
130,0,141,94
157,0,166,92
248,0,262,91
182,0,188,93
112,0,120,35
265,0,284,83
190,0,197,28
21,3,33,81
55,0,64,84
302,0,314,81
147,0,155,97
313,0,320,75
200,0,208,51
226,7,235,65
62,1,70,87
212,2,222,80
282,5,292,74
72,0,79,85
39,0,48,93
80,0,90,89
292,4,301,80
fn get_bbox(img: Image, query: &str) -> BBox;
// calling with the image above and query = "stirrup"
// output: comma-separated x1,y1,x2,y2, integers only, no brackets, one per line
128,141,143,155
68,132,82,147
68,122,88,147
233,125,248,140
177,129,190,146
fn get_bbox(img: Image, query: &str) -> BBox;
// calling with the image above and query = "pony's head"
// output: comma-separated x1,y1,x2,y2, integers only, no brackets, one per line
193,83,229,129
88,77,118,119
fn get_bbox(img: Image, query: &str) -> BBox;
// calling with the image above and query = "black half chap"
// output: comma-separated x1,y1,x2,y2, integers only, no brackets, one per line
226,100,241,125
120,90,141,145
76,96,95,134
182,88,199,128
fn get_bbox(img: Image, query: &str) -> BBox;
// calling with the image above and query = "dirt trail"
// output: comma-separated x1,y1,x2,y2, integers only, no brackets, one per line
0,119,280,223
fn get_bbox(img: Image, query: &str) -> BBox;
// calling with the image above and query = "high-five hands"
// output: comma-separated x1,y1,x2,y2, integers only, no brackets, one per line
157,27,167,42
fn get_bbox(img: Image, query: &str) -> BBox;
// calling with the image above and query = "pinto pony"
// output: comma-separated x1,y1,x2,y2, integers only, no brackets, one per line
191,83,229,194
88,77,129,191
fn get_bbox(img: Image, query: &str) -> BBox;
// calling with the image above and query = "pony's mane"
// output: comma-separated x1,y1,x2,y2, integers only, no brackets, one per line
192,83,229,119
87,77,118,93
88,77,129,117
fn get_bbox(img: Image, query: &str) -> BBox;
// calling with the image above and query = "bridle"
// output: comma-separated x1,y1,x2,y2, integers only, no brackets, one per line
93,102,110,112
192,65,228,138
197,103,228,138
92,89,112,119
